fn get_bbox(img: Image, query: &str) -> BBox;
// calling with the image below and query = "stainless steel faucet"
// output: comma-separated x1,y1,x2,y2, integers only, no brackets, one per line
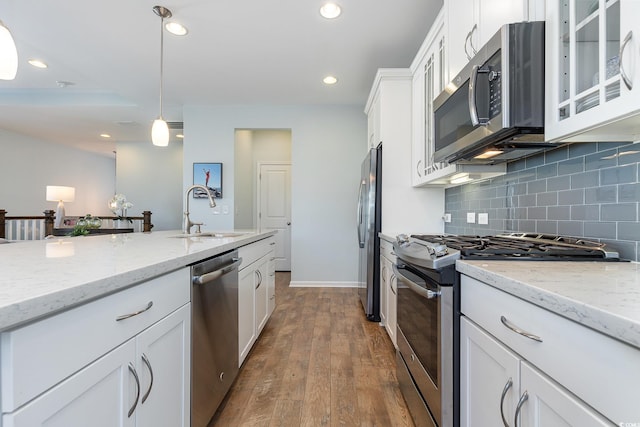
183,184,216,234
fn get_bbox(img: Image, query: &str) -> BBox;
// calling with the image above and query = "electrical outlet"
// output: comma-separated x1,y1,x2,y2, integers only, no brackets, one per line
222,205,229,215
443,213,452,223
467,212,476,223
478,213,489,225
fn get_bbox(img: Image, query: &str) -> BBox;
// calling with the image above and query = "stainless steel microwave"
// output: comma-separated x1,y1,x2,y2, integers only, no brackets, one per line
433,21,555,164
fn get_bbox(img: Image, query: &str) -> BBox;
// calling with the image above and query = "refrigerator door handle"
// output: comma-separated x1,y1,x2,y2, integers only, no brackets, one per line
356,179,365,248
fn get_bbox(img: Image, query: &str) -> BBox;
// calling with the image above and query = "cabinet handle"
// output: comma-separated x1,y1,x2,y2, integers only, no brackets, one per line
500,378,513,427
514,391,528,427
619,31,633,90
500,316,543,342
116,301,153,321
128,363,141,418
390,275,397,295
469,24,478,56
255,270,262,289
464,31,472,60
141,353,154,404
416,160,423,177
193,257,243,285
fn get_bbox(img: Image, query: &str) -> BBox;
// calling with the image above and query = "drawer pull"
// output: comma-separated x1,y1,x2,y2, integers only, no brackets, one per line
141,353,154,404
620,31,633,90
500,378,513,427
500,316,542,342
514,391,528,427
128,363,141,417
116,301,153,321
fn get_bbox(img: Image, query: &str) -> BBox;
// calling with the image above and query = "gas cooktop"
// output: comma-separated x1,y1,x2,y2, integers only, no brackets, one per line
393,233,621,270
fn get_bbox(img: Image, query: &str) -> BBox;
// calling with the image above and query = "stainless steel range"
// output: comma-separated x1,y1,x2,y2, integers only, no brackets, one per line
392,233,620,427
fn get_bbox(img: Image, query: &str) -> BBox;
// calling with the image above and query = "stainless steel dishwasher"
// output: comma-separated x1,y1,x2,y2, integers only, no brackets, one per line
191,249,242,427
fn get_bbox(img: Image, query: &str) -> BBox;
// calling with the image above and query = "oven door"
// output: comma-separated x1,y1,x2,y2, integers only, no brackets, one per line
394,261,454,426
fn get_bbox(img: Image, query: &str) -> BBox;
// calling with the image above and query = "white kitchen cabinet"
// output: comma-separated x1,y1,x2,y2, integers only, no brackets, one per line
380,239,397,348
238,236,276,366
460,274,640,425
1,269,191,427
411,8,448,187
447,0,544,79
545,0,640,142
365,69,445,233
460,317,611,427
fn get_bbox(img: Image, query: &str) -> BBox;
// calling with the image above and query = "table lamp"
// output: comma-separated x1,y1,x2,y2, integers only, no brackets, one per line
46,186,75,228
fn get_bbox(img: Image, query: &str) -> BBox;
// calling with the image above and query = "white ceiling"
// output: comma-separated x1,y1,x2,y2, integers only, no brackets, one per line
0,0,442,156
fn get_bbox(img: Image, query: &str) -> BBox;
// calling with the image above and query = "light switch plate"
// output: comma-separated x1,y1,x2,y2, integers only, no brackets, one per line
443,213,452,223
478,213,489,225
467,212,476,223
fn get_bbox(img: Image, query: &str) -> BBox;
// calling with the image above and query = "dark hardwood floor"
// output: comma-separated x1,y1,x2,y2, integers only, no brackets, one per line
209,272,415,427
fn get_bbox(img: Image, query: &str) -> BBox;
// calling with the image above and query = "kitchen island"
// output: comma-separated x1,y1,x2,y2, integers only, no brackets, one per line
0,229,275,427
0,229,275,332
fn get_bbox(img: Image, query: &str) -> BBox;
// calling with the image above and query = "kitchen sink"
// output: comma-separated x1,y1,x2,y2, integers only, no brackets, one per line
169,232,248,238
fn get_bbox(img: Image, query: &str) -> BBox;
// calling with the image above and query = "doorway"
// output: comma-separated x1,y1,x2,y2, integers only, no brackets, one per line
234,129,292,271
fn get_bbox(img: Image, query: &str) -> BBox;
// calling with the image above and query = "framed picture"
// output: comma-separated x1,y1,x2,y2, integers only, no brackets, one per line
193,162,222,198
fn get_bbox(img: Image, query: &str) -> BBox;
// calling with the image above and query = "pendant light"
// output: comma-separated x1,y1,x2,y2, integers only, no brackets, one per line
0,19,18,80
151,5,171,147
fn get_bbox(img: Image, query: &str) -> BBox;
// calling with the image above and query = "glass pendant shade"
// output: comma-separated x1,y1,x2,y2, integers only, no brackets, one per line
0,20,18,80
152,118,169,146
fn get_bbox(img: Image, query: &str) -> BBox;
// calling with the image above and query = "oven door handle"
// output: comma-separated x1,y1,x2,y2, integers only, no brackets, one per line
392,263,441,299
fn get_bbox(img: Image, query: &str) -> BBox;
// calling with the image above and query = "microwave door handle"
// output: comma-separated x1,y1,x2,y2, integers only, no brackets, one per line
392,263,441,299
469,64,481,126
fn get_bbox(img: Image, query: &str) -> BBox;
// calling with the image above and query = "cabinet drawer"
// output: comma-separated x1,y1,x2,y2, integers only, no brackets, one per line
380,239,395,261
1,268,189,412
239,236,274,270
461,274,640,423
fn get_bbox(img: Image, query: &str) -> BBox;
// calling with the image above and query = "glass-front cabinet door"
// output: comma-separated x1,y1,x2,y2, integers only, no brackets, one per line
546,0,640,142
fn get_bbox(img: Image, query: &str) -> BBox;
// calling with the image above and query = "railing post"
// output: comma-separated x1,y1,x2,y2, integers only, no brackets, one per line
44,210,55,237
0,209,6,239
142,211,153,232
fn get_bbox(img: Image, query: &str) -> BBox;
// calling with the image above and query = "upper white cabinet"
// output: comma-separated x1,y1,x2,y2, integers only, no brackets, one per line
447,0,545,78
411,9,448,186
545,0,640,142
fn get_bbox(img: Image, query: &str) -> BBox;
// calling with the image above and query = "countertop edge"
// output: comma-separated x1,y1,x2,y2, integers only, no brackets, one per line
0,231,276,332
456,260,640,350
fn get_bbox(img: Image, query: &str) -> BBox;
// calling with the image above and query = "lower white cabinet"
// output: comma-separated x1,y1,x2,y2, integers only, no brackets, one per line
460,274,640,425
238,236,276,366
380,239,397,348
460,317,611,427
1,269,191,427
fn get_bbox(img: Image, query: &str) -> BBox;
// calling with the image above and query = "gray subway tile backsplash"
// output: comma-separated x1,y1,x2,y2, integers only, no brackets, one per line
444,141,640,261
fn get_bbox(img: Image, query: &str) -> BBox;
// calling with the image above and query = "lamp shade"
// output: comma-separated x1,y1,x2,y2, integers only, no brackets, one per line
0,20,18,81
152,118,169,146
46,186,75,202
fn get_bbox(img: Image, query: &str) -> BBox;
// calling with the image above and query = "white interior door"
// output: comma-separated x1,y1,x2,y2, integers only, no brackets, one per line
258,163,291,271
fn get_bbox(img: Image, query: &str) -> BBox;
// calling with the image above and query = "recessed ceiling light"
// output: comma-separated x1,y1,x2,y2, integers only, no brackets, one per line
165,22,188,36
100,133,111,139
323,75,338,85
28,59,48,69
320,3,341,19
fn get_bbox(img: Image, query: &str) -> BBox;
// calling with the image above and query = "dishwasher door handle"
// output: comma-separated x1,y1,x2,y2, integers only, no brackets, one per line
193,257,243,285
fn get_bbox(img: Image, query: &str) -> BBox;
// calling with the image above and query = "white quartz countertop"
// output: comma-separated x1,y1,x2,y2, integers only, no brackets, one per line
0,230,275,332
457,260,640,349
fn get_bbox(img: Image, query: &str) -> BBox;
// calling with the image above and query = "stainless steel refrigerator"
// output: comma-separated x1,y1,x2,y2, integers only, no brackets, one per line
356,144,381,322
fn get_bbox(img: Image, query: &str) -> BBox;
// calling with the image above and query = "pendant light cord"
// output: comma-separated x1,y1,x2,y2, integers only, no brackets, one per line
158,14,164,119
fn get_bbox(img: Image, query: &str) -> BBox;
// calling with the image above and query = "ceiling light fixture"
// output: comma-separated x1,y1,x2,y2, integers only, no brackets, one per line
474,149,503,160
0,19,18,80
151,5,172,147
320,3,342,19
100,133,111,138
28,59,48,69
165,21,188,36
323,75,338,85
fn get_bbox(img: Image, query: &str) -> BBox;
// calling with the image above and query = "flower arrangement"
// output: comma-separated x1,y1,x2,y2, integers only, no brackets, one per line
108,194,134,222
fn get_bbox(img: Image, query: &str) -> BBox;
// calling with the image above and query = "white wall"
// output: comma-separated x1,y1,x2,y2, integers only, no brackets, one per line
184,105,366,284
116,141,183,231
0,129,115,217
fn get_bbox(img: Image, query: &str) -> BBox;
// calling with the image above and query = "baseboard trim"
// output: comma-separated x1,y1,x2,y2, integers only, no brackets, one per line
289,281,359,288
